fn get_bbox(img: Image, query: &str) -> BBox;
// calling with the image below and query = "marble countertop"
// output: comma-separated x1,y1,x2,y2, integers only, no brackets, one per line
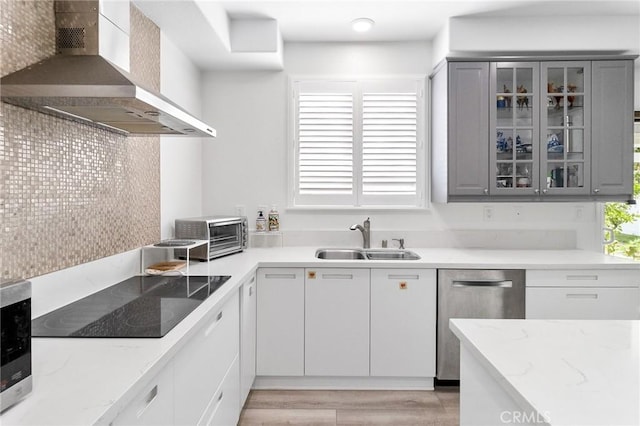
450,319,640,426
2,247,639,425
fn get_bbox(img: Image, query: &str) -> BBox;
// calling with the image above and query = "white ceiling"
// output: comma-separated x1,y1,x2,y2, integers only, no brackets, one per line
134,0,640,70
221,0,638,42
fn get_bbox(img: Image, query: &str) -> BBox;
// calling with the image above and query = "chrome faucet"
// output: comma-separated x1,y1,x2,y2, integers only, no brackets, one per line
350,217,371,249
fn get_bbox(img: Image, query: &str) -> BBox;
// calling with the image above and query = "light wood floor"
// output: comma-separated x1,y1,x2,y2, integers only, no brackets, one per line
239,388,460,426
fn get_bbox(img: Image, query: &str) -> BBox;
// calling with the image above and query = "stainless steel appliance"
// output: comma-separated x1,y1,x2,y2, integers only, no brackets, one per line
175,216,248,260
0,0,216,138
1,279,32,411
32,275,230,338
437,269,525,380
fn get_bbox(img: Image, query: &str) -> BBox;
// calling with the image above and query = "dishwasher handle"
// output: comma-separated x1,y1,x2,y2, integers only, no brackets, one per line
452,280,513,288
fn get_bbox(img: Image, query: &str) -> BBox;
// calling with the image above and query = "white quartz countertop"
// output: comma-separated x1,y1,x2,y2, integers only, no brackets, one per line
450,319,640,426
232,247,640,269
2,247,639,425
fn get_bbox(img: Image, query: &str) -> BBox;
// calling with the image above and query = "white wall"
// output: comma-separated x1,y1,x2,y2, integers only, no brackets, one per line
448,16,639,54
201,41,604,250
431,20,449,70
160,32,204,238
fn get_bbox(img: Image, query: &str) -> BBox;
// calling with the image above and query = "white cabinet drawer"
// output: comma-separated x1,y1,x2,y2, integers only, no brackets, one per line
113,363,174,426
526,287,640,319
174,292,240,425
527,269,638,288
201,355,240,426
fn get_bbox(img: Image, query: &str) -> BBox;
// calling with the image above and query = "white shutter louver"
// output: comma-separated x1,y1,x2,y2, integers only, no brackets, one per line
362,92,417,195
297,92,353,195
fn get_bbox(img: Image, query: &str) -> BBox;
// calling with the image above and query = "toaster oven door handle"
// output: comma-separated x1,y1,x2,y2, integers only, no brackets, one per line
209,220,242,227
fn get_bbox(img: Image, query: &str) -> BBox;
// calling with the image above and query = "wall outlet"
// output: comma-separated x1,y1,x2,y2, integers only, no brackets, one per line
483,206,494,222
575,206,584,221
512,205,524,222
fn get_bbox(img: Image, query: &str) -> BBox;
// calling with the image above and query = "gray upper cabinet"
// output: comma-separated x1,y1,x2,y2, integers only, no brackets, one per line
431,61,489,202
591,60,634,197
431,57,635,203
448,62,490,197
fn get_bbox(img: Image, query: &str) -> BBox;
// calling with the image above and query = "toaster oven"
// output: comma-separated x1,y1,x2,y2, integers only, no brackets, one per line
175,216,248,260
1,279,32,412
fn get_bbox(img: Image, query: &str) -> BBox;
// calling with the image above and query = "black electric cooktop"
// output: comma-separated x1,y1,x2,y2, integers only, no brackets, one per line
32,275,230,338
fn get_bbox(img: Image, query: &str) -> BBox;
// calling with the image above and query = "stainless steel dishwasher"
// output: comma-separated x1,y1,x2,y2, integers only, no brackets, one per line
437,269,525,380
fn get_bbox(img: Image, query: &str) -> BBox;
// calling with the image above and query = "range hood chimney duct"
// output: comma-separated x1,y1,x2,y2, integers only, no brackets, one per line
1,0,216,138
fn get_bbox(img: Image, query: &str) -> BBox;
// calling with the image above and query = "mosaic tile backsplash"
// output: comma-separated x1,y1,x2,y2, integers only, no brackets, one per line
0,0,161,280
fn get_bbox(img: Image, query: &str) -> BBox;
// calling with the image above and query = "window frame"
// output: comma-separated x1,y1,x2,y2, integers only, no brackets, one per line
288,75,428,210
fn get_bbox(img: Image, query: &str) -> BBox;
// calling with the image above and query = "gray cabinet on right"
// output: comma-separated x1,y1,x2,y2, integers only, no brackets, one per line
591,61,635,197
432,57,636,203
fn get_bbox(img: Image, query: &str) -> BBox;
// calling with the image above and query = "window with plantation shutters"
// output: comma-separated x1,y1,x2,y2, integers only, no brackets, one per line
291,78,425,207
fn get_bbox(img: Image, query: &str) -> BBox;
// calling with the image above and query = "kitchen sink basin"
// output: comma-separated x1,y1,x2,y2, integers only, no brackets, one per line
315,248,366,260
365,250,421,260
315,248,420,260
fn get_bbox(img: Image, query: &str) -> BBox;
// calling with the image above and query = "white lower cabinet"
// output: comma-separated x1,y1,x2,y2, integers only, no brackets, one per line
112,363,174,426
527,287,639,319
256,268,305,376
255,267,439,380
174,291,240,425
200,355,241,426
240,274,257,407
305,268,370,376
370,269,436,377
526,269,640,320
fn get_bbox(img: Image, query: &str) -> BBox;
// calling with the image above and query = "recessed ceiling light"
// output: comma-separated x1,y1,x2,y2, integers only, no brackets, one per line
352,18,374,33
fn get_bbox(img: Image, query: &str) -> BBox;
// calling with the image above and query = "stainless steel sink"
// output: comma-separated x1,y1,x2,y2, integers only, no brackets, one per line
315,248,420,260
315,248,366,260
365,249,421,260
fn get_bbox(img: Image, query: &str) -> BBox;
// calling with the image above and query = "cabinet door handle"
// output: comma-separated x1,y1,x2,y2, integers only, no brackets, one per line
264,273,296,279
321,274,353,280
483,188,489,195
387,274,419,280
136,385,158,418
593,188,600,194
566,293,598,299
205,391,225,425
542,189,548,194
534,188,540,194
205,311,224,337
565,275,598,281
249,285,254,296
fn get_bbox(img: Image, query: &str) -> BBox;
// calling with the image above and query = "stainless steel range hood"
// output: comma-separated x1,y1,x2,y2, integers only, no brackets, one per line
1,0,216,138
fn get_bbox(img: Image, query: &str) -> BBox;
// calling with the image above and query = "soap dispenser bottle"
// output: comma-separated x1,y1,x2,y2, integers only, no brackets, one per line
256,210,267,232
268,205,280,231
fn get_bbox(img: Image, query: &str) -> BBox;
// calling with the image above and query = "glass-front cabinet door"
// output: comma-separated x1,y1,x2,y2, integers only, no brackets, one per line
490,62,539,195
540,62,591,196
